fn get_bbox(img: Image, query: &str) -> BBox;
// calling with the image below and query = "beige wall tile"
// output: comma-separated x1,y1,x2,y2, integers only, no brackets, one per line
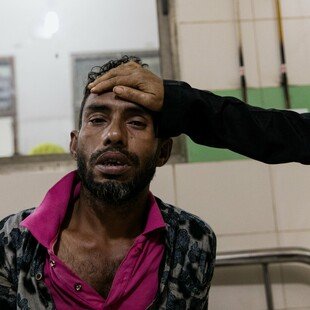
278,231,310,248
300,0,310,17
178,23,240,90
281,263,310,309
255,20,281,87
277,232,310,309
150,165,176,205
174,161,276,235
215,233,284,309
281,0,305,18
0,170,70,219
210,265,281,310
216,232,279,252
252,0,275,19
283,19,310,85
176,0,235,23
238,0,254,20
270,164,310,231
240,21,261,87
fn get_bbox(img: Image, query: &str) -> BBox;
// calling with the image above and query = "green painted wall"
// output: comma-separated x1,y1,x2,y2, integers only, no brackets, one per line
186,85,310,162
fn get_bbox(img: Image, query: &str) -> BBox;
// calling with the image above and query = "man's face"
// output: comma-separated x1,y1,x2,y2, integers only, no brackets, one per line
70,92,171,204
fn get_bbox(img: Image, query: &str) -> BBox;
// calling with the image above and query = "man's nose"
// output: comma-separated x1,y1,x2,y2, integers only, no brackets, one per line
103,121,126,146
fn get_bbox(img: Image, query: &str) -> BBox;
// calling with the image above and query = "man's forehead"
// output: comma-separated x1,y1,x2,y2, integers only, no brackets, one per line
84,92,149,114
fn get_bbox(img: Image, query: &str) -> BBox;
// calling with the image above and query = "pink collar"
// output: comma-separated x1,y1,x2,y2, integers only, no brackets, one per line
21,171,165,249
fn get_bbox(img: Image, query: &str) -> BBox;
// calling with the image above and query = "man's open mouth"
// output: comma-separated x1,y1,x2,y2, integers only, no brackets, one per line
95,152,132,175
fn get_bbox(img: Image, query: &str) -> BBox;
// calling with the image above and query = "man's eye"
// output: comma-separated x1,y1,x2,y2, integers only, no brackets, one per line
89,117,106,124
128,120,146,128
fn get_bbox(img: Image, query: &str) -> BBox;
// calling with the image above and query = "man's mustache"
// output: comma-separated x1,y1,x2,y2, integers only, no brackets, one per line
89,147,140,166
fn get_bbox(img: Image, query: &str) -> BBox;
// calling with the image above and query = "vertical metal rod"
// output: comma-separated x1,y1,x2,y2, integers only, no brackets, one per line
262,264,274,310
275,0,291,109
10,57,19,155
162,0,168,15
234,0,248,103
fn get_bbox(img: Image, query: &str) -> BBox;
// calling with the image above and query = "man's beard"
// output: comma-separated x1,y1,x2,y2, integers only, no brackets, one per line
76,147,157,205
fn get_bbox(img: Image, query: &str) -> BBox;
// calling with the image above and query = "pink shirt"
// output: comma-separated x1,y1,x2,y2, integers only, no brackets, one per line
21,171,166,310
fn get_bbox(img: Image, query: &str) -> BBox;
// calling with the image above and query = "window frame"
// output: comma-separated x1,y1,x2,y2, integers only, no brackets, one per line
0,57,18,155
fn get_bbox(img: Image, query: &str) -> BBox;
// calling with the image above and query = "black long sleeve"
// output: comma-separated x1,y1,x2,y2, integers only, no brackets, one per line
158,80,310,164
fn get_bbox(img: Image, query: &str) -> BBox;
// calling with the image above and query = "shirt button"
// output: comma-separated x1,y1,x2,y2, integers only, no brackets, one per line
35,273,43,281
50,260,56,267
74,283,82,291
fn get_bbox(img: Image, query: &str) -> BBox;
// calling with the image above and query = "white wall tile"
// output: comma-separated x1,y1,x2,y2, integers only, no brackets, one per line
150,165,176,205
178,23,240,90
174,161,276,235
270,164,310,231
176,0,235,23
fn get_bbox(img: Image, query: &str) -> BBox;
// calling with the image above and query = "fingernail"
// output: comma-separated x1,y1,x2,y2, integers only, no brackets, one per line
113,86,124,95
88,83,93,88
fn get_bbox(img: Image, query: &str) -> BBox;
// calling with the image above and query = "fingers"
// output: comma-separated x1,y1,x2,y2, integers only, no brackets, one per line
90,75,138,93
88,61,140,90
113,86,151,106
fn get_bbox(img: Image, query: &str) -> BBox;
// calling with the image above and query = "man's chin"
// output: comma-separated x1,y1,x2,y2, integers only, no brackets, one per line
84,179,136,205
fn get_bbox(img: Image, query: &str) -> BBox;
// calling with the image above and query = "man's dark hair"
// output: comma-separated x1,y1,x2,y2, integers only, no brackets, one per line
78,55,147,128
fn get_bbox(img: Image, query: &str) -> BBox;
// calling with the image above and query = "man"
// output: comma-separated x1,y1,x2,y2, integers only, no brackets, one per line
89,61,310,164
0,56,216,309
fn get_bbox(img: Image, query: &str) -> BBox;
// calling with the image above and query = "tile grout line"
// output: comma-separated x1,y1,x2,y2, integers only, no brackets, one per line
268,163,288,308
178,15,310,25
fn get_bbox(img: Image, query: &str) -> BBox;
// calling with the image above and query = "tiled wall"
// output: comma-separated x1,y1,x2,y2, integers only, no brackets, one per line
172,160,310,310
1,159,309,309
174,0,310,162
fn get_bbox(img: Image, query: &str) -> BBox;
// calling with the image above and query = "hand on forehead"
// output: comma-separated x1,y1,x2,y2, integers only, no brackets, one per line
88,61,164,113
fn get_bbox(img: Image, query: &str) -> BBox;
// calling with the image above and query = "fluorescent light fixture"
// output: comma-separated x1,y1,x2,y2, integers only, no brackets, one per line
35,11,59,39
43,11,59,38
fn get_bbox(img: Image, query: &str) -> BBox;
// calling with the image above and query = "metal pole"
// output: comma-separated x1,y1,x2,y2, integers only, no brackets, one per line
262,264,274,310
234,0,248,103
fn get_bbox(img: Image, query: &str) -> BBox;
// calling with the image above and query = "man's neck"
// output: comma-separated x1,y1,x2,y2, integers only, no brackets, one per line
63,186,150,242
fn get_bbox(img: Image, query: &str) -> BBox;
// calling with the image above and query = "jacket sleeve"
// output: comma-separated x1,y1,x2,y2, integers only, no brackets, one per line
159,80,310,164
0,216,17,309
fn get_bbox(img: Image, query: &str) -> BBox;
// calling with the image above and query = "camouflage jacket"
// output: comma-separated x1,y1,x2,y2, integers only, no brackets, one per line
0,198,216,309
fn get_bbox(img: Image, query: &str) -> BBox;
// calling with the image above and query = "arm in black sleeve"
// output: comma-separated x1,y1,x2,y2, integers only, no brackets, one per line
158,80,310,164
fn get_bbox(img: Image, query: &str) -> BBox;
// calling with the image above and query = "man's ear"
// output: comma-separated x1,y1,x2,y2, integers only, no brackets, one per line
70,130,79,160
156,138,173,167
